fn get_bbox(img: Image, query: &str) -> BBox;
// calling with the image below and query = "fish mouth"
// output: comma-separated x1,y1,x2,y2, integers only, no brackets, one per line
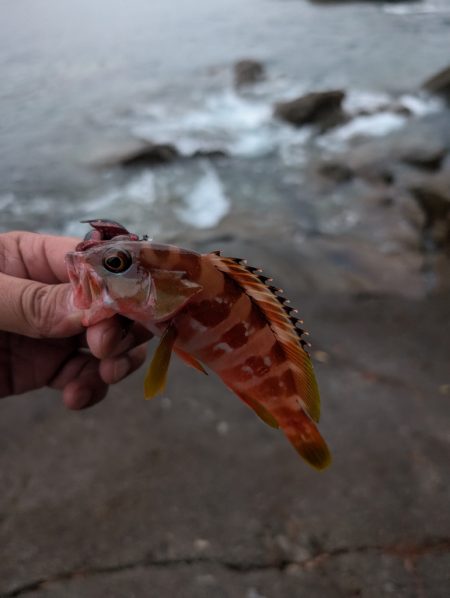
65,252,102,309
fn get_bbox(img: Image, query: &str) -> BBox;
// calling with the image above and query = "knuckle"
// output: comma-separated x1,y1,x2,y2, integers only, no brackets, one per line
132,344,148,366
0,232,19,274
19,282,53,338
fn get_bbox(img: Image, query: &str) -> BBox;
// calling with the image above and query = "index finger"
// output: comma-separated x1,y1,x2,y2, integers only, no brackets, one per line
0,232,79,284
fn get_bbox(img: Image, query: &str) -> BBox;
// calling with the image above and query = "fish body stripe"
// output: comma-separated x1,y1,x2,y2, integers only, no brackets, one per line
140,246,319,424
140,244,327,468
206,254,320,423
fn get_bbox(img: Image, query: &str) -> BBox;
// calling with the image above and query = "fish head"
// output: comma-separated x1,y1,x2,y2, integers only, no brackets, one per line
66,238,155,326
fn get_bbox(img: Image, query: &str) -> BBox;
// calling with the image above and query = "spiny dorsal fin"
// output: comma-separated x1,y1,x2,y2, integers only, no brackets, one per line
258,275,273,284
268,285,282,294
208,254,321,423
246,266,262,274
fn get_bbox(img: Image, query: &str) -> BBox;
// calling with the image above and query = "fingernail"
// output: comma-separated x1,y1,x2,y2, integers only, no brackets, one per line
113,357,131,381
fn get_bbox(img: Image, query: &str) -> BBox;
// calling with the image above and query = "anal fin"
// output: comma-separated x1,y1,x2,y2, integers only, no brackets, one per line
174,347,208,375
237,393,279,429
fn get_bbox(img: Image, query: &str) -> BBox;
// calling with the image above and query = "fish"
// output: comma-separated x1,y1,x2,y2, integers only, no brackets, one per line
66,219,331,470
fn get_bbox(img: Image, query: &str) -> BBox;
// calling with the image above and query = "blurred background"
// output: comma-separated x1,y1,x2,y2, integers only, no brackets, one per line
1,0,449,596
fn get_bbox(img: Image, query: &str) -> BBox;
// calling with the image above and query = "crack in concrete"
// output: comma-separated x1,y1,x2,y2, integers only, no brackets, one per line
2,538,449,597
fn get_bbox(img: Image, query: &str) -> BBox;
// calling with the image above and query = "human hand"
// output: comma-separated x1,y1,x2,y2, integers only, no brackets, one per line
0,231,152,409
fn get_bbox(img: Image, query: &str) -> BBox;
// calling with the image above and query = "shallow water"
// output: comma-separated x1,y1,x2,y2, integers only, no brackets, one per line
1,0,450,238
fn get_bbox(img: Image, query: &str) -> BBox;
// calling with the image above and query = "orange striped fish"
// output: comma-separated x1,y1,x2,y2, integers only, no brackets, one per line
66,220,331,470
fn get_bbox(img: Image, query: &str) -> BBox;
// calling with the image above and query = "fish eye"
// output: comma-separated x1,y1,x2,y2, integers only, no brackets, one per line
102,249,133,274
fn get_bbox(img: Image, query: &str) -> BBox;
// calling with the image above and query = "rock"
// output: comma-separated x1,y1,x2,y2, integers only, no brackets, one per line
234,59,265,87
409,171,450,248
90,139,180,168
323,114,450,187
317,155,394,187
274,90,346,131
316,160,354,183
400,147,447,171
422,63,450,102
392,104,413,117
191,149,229,159
353,163,395,186
88,139,230,169
119,142,180,167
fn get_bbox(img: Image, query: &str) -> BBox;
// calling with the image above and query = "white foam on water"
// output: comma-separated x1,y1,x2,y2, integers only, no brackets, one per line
399,93,444,116
319,112,407,151
6,195,55,218
133,89,276,158
93,171,156,210
130,84,448,165
337,112,407,140
231,127,278,158
122,170,157,203
133,85,317,161
383,1,449,15
320,89,445,150
175,165,230,229
344,89,442,117
0,193,15,211
278,126,312,166
63,171,157,237
344,90,392,114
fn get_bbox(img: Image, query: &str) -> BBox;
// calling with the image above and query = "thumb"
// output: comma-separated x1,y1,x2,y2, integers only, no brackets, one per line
0,273,84,338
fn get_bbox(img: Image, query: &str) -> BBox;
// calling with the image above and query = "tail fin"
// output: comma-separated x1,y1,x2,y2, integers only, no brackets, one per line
283,409,331,471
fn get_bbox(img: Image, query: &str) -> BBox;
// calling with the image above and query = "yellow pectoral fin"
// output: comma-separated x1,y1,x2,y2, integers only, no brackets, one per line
174,347,208,375
144,324,178,399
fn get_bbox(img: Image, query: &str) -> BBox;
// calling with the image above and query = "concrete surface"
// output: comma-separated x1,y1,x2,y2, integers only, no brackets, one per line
0,243,449,598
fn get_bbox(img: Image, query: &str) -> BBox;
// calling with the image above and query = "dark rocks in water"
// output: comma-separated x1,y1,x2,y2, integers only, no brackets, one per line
316,155,394,187
316,161,354,183
410,173,450,248
234,59,265,87
392,104,413,117
309,112,450,258
191,149,229,159
422,64,450,102
323,114,450,188
274,90,346,131
356,164,395,186
91,140,229,169
401,147,447,171
119,142,180,167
